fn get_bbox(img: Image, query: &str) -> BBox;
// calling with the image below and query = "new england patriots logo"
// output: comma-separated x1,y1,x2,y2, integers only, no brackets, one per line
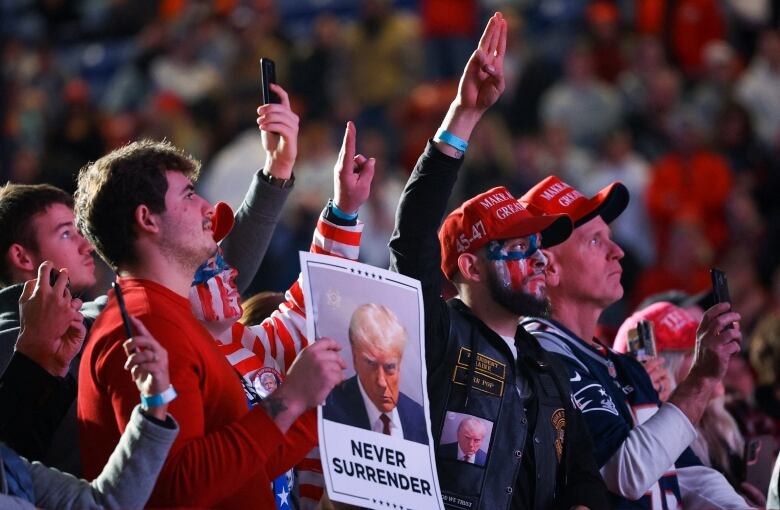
572,383,619,415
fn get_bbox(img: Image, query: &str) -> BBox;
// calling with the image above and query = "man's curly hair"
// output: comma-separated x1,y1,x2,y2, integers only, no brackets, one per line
74,139,200,270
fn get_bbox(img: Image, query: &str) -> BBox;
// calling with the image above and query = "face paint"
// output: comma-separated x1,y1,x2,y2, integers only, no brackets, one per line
485,235,547,299
190,248,242,326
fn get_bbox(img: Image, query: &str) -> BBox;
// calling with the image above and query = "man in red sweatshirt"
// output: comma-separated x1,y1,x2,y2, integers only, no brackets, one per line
74,87,348,508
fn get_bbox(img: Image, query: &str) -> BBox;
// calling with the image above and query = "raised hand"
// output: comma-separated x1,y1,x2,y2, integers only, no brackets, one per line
256,83,299,179
123,316,171,420
435,12,507,157
455,12,507,114
669,303,742,424
259,338,346,432
333,121,375,215
687,303,741,381
17,262,85,377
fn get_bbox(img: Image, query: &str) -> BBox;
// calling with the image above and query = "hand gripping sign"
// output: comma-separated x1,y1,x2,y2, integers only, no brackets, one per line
300,252,443,510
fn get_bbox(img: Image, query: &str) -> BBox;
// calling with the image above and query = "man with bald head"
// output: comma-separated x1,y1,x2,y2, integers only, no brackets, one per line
323,303,428,445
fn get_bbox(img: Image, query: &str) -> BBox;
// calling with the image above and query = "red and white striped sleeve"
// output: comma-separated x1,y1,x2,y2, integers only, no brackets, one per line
242,215,363,374
246,214,362,508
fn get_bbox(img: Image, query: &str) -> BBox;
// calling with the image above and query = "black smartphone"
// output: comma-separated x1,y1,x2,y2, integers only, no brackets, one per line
710,268,731,305
260,57,280,105
49,269,71,294
627,320,656,362
112,280,134,340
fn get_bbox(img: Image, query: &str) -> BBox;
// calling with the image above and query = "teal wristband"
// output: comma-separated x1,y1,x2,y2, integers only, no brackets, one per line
329,199,358,221
435,129,468,153
141,385,177,409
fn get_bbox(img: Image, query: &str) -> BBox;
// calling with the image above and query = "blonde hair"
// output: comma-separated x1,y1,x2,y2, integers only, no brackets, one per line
657,350,690,390
349,303,407,355
691,395,745,484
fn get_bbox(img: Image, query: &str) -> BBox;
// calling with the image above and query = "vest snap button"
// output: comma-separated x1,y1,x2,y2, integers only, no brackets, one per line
506,486,513,494
521,417,528,424
533,436,540,444
514,449,522,458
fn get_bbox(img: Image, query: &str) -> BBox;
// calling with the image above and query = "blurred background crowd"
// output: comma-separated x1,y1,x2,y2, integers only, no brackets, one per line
2,0,780,456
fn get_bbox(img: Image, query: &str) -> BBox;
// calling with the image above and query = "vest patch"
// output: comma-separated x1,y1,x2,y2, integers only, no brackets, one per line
442,491,478,509
456,347,507,380
551,408,566,461
451,365,504,397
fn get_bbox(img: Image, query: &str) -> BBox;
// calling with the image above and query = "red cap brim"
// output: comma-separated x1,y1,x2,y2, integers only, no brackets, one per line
492,212,573,248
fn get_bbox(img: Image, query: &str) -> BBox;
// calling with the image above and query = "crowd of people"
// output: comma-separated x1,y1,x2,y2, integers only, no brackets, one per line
2,1,780,509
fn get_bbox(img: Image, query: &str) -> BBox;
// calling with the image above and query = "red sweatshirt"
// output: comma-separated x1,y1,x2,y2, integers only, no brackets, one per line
78,277,315,508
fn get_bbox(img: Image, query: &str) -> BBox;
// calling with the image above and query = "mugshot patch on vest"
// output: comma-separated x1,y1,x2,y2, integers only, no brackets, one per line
551,408,566,461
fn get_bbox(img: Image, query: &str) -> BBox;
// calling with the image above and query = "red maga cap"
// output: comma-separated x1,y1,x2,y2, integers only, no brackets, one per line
614,301,698,354
211,201,234,243
519,176,629,227
438,186,572,279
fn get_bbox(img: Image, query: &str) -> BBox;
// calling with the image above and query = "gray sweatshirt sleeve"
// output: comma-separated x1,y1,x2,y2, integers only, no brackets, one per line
28,406,178,510
219,169,292,294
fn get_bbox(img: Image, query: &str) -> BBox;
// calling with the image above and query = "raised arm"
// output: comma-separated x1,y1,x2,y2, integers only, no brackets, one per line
389,12,506,287
240,120,375,373
220,83,299,293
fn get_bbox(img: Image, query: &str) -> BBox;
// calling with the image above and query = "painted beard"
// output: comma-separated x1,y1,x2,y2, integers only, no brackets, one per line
486,261,551,318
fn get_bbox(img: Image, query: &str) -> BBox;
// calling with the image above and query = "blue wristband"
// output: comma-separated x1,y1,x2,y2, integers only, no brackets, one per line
329,199,358,221
435,129,468,153
141,385,177,409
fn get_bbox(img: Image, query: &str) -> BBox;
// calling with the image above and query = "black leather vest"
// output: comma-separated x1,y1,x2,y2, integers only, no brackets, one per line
428,300,573,510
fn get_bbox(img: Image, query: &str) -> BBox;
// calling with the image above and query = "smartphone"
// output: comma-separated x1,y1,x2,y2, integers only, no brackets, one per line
49,269,71,295
112,280,134,340
744,435,776,494
710,268,731,305
260,57,280,105
627,320,656,362
710,268,734,330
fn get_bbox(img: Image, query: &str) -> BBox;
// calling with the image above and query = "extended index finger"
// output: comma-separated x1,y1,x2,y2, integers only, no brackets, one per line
477,13,499,53
341,121,356,167
495,16,507,69
487,13,501,58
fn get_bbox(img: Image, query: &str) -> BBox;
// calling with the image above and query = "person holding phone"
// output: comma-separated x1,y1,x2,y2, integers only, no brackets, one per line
74,82,347,509
614,301,767,507
0,57,308,479
519,176,751,508
189,118,375,508
0,272,179,509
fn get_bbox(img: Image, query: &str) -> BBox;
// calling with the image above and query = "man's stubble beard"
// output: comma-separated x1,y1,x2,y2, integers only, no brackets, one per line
159,219,217,278
486,268,551,318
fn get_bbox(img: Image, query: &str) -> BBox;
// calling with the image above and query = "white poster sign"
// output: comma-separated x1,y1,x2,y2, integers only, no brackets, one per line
300,252,443,510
